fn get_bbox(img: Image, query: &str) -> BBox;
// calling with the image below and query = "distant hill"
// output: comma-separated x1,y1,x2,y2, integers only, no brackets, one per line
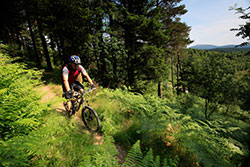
189,44,250,52
190,44,218,50
190,44,250,50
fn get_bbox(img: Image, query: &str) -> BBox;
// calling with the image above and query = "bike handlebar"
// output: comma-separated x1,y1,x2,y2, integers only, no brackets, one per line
85,87,96,93
65,87,96,101
73,87,96,97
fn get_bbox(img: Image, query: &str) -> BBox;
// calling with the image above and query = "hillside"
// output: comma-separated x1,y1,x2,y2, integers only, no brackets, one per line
1,51,250,167
190,44,218,49
190,44,250,52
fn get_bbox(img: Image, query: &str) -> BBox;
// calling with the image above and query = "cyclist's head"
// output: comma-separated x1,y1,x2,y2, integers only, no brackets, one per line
69,55,81,65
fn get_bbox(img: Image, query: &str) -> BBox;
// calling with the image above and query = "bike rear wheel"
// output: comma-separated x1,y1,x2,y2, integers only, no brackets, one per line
82,106,100,132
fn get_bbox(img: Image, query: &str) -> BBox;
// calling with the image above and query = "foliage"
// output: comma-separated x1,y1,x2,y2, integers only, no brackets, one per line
230,5,250,47
80,136,119,167
93,88,250,167
122,140,179,167
1,48,250,167
0,52,47,140
0,110,120,167
181,49,250,118
176,93,197,114
0,0,191,91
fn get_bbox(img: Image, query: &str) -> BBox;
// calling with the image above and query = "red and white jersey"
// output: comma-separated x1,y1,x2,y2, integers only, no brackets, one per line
62,65,86,84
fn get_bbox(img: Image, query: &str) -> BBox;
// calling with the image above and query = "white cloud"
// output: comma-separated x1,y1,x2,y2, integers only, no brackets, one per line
181,0,250,47
189,15,246,46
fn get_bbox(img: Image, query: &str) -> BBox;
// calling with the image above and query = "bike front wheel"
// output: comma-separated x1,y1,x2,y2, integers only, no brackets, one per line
82,106,100,132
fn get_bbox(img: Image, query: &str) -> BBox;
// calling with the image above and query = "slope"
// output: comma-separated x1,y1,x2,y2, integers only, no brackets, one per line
1,50,249,167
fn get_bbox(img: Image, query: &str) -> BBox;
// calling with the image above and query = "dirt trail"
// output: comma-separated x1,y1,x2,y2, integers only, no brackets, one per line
41,84,104,143
39,84,126,162
40,85,64,111
40,85,57,103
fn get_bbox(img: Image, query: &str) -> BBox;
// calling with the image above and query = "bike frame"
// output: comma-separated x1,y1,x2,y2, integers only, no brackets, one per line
65,88,95,112
63,88,100,132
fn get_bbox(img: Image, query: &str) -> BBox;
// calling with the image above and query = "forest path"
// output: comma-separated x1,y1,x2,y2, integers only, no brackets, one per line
38,84,103,144
38,84,126,163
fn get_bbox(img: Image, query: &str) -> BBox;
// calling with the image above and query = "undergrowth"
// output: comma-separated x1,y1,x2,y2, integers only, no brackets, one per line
1,48,250,167
0,53,47,140
92,88,250,167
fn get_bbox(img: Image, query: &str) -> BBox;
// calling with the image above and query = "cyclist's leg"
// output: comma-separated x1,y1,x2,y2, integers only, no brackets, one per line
62,83,72,112
72,81,84,93
70,82,84,115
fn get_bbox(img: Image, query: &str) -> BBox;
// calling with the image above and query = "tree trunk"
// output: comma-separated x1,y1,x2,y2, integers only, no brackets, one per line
7,30,12,44
14,27,21,50
97,23,107,86
100,43,107,86
8,30,15,44
34,0,52,70
55,37,63,65
25,9,41,67
158,82,162,98
49,35,58,65
108,10,118,87
112,53,118,87
171,54,174,94
59,37,67,64
176,49,181,95
178,50,186,93
205,99,209,119
93,40,101,83
36,18,53,70
208,103,219,119
18,31,26,51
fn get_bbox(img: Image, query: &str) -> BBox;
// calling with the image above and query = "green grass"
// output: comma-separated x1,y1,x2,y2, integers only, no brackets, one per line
1,46,250,167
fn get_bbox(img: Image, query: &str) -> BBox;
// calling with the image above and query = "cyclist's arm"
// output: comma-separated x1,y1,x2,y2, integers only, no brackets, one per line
79,65,94,85
62,67,71,91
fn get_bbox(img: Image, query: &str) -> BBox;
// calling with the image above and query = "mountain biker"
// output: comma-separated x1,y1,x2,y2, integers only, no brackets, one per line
62,55,95,115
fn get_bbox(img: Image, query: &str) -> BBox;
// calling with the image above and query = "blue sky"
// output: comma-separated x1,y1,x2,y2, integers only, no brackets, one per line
180,0,250,47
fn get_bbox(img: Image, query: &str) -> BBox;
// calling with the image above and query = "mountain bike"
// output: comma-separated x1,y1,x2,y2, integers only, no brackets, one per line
63,88,100,132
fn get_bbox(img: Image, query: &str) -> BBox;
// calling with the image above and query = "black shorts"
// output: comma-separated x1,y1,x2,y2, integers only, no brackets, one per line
62,81,84,93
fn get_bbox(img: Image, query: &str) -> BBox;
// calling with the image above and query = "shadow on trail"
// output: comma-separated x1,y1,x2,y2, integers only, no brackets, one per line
41,68,63,85
55,108,69,117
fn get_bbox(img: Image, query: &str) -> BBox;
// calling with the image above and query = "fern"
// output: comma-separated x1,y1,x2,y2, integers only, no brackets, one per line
93,88,249,167
142,148,154,166
142,149,162,167
0,53,46,140
122,140,145,167
1,48,248,167
0,137,37,167
122,140,179,167
179,119,247,167
83,136,119,167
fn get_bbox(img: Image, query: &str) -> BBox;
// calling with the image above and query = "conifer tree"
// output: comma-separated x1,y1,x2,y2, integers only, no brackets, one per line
230,5,250,47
